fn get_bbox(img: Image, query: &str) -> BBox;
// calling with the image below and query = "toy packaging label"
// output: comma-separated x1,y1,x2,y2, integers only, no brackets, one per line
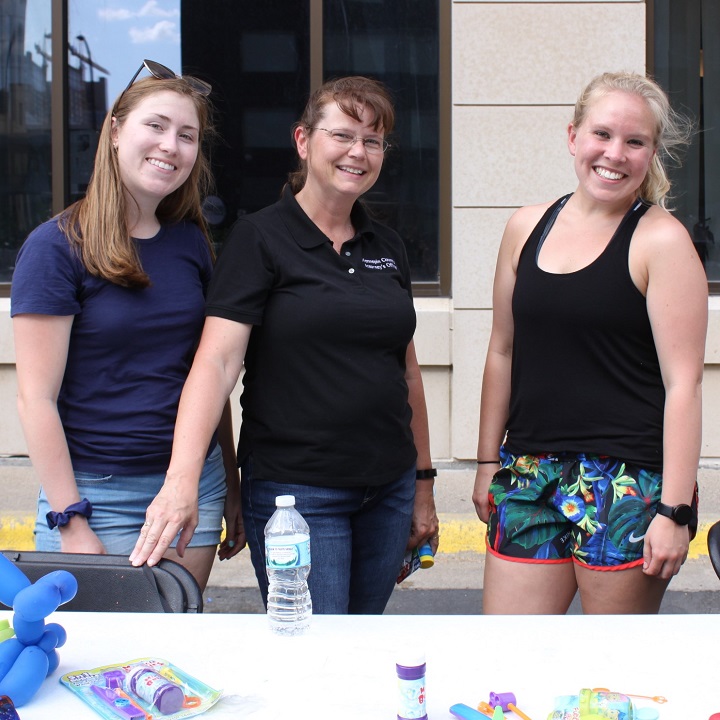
60,656,222,720
547,689,636,720
397,548,422,584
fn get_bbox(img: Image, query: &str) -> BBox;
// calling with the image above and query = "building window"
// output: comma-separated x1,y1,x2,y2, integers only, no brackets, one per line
324,0,443,289
181,1,311,251
1,0,446,294
183,0,446,292
652,0,719,289
0,0,53,285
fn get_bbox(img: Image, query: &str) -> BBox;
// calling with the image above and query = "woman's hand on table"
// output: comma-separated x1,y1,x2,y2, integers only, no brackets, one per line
129,480,199,567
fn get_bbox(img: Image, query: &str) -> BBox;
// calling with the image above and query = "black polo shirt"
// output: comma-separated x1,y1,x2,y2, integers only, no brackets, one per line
206,186,418,487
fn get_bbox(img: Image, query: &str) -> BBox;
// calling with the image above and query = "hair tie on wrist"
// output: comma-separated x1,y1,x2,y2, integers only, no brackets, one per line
477,460,500,465
416,468,437,480
46,498,93,530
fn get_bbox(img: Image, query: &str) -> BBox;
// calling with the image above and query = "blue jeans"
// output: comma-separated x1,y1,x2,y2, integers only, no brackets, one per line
35,445,227,554
241,457,415,614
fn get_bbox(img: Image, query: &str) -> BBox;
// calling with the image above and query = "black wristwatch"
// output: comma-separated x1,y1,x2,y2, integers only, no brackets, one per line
655,501,695,526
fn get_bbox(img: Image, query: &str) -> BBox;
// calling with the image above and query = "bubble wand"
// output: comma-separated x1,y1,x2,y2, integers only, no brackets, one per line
488,691,533,720
592,687,667,704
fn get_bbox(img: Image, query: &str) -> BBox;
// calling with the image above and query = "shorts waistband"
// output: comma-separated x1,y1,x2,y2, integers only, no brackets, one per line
502,448,610,464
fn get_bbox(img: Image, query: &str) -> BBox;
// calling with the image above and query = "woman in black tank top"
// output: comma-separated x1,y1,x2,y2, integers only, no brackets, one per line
472,72,707,615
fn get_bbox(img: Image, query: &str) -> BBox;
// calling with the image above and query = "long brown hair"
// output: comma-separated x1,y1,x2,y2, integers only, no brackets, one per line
288,76,395,194
59,76,216,288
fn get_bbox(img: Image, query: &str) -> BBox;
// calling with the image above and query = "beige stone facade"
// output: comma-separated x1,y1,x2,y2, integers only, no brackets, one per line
1,1,718,463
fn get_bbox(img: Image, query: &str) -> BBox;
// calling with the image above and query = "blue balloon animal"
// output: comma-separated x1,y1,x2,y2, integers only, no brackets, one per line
0,554,77,706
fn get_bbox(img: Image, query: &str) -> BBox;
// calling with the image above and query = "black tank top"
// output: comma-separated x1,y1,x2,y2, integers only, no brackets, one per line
505,195,665,470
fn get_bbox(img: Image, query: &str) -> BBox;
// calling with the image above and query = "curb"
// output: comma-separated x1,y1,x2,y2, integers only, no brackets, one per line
0,512,713,558
0,516,35,551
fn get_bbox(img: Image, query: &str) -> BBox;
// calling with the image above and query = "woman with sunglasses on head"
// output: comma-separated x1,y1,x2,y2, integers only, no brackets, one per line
11,60,244,590
130,76,439,614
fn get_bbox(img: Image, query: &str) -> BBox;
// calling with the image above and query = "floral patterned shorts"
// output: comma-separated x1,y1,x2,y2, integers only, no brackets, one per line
486,448,697,569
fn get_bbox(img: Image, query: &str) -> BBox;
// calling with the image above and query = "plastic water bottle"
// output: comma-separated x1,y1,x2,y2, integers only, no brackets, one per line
265,495,312,635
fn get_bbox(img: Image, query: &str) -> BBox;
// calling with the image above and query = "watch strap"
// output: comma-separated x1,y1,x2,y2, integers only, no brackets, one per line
655,501,694,526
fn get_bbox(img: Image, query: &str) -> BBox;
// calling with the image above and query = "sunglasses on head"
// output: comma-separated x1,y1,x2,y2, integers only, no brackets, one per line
121,59,212,98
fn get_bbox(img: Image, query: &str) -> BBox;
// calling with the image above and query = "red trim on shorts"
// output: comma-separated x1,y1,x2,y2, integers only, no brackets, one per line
573,557,644,572
486,539,644,571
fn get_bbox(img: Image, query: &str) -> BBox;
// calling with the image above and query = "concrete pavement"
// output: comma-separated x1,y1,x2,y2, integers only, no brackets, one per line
3,458,720,613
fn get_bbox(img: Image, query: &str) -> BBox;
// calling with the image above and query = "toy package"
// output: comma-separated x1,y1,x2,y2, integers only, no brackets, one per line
396,542,435,583
548,689,635,719
60,657,222,719
548,688,660,720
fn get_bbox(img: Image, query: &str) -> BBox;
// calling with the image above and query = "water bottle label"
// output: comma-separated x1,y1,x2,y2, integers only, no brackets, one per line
266,537,311,568
397,677,426,719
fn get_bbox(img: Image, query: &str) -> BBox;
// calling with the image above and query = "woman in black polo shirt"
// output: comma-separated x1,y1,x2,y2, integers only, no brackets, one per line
130,76,439,614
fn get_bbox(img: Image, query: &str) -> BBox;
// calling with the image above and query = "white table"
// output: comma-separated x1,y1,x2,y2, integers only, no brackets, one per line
1,611,716,719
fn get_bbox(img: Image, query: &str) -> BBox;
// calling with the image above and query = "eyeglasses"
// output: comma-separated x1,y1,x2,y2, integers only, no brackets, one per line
310,128,390,154
122,59,212,98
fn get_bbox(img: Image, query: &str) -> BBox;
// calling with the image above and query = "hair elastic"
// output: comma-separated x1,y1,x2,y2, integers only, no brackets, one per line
46,498,93,530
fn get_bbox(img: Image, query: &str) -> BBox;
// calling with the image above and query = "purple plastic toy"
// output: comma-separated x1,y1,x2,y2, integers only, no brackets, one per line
489,691,516,710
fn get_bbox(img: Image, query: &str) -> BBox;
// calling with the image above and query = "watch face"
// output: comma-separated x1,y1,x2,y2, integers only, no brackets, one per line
672,504,694,526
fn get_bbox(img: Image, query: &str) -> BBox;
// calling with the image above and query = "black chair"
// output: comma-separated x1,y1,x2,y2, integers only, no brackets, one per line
0,550,203,613
708,521,720,580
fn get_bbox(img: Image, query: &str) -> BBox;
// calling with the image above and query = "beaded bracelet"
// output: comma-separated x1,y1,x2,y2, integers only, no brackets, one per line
46,498,93,530
416,468,438,480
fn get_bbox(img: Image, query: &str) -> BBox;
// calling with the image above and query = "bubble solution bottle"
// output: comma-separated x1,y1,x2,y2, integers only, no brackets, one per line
265,495,312,636
396,651,427,720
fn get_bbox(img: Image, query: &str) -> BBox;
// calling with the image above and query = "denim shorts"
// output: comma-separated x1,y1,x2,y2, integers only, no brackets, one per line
35,444,227,554
486,448,698,570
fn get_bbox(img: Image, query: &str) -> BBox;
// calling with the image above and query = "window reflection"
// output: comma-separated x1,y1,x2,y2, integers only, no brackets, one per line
654,0,719,285
68,36,106,202
68,0,181,203
324,0,441,283
181,1,310,249
183,0,440,282
1,0,442,288
0,0,53,283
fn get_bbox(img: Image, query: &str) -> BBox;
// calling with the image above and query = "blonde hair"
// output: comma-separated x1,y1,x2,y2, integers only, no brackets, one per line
59,76,216,288
288,76,395,194
572,72,693,208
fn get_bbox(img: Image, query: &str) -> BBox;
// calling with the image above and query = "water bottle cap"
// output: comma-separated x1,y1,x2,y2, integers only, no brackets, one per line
275,495,296,507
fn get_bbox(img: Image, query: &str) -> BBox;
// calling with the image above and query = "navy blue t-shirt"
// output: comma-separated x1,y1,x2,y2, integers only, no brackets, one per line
11,219,214,473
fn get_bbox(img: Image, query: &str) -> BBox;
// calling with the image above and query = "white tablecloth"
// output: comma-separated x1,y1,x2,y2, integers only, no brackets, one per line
1,611,716,719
